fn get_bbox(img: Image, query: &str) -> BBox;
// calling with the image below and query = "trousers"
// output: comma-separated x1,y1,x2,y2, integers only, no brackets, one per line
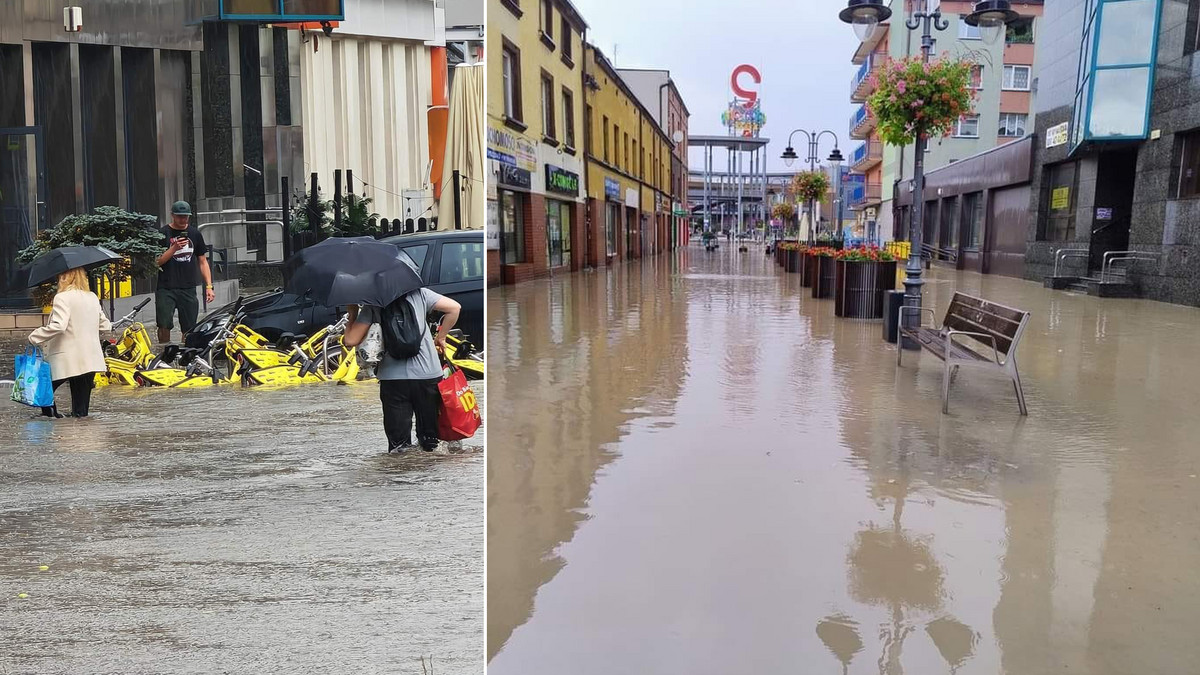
379,378,441,451
41,374,95,418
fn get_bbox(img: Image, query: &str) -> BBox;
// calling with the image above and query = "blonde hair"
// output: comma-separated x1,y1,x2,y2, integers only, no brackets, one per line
56,267,92,294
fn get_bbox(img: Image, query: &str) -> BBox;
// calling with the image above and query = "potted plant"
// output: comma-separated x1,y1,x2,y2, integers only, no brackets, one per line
833,246,898,319
777,241,807,274
808,246,839,298
867,56,975,150
17,206,163,305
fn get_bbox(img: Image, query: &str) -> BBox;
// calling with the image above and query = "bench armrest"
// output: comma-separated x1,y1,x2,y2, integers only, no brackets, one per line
898,306,939,330
946,330,1000,364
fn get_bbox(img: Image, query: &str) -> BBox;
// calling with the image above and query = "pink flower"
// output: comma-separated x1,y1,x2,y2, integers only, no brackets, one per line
911,99,924,108
896,80,908,94
919,80,928,86
889,94,898,103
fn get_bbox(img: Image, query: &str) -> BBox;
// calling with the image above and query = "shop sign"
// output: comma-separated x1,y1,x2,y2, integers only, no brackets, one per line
625,188,639,208
545,165,580,196
498,164,532,190
1046,122,1069,149
487,125,537,171
605,177,620,199
486,200,500,250
1051,187,1070,210
1096,207,1113,220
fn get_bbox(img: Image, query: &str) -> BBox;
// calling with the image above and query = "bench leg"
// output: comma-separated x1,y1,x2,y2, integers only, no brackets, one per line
1012,366,1028,416
942,359,953,414
949,365,960,385
897,339,903,366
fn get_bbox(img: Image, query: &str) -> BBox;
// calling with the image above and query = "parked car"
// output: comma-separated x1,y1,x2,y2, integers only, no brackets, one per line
186,230,485,350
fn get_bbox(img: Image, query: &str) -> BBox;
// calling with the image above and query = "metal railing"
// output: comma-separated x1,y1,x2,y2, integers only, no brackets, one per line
1052,246,1090,277
850,104,869,137
1101,250,1160,283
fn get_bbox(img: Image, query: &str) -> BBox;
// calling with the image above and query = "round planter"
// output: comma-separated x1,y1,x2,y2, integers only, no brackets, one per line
834,260,898,318
811,255,836,298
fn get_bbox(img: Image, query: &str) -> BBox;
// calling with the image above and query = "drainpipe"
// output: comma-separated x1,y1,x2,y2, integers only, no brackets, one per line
582,31,592,266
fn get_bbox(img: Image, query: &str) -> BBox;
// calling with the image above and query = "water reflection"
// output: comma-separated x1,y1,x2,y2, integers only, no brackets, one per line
488,245,1200,673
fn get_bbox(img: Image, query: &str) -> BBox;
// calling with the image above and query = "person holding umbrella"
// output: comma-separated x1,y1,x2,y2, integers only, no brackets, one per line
284,237,463,452
23,247,118,418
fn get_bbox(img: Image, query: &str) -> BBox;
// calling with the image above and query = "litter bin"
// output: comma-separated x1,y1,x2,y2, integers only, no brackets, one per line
883,290,905,344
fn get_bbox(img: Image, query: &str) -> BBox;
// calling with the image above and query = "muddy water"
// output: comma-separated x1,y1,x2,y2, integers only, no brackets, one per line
487,244,1200,674
0,378,484,674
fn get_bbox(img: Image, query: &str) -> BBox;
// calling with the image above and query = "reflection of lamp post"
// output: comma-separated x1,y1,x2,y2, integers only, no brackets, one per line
781,129,841,245
838,0,1018,342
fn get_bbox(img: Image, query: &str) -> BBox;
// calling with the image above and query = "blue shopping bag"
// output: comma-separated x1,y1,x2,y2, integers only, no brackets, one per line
11,346,54,408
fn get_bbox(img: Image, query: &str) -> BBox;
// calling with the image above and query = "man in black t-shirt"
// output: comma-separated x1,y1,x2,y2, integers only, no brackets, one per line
154,201,213,343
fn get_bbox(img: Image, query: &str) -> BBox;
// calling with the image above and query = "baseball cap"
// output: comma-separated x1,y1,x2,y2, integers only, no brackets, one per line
171,201,192,216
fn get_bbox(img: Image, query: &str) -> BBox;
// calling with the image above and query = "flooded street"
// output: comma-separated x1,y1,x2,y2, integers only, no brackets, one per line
0,378,484,674
487,243,1200,674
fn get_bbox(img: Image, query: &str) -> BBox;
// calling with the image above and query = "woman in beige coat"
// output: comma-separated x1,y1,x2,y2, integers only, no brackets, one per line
28,268,112,418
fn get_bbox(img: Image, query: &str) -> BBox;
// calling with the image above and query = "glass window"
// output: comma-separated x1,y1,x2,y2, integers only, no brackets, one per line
439,242,484,283
560,16,572,59
541,73,555,139
1089,66,1151,137
971,65,984,90
999,113,1028,137
959,20,981,39
1043,161,1078,242
562,88,575,149
955,115,980,138
605,202,618,257
540,0,552,38
545,201,572,268
1173,129,1200,198
963,192,984,248
1003,65,1031,91
603,115,609,161
401,244,429,271
1005,17,1034,44
502,44,521,121
1096,0,1157,66
499,189,525,264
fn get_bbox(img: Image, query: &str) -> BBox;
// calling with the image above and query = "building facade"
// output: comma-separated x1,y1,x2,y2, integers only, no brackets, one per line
486,0,588,286
1023,0,1200,307
847,1,1044,246
0,1,321,305
615,68,691,249
581,46,673,268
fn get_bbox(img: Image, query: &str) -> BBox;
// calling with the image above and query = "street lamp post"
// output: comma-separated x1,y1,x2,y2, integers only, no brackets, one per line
838,0,1017,343
782,129,841,245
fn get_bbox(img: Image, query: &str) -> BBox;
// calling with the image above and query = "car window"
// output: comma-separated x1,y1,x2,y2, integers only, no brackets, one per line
402,244,429,271
439,241,484,283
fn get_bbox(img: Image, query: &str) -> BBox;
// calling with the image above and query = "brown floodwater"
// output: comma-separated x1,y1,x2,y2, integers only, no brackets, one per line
0,376,484,673
486,243,1200,674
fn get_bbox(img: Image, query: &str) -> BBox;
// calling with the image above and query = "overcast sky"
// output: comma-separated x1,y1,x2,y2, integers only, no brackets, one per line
572,0,862,173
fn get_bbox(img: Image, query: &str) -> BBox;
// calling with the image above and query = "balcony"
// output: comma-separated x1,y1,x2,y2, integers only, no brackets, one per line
849,104,875,140
849,140,882,172
850,52,884,103
850,182,882,210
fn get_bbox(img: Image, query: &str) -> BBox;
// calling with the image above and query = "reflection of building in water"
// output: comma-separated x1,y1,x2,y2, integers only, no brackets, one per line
486,257,689,657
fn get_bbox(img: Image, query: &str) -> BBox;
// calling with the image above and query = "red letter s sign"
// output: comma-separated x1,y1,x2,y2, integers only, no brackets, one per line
731,65,761,105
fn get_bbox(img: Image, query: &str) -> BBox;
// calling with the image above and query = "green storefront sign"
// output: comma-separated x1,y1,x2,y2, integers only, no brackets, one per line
545,165,580,196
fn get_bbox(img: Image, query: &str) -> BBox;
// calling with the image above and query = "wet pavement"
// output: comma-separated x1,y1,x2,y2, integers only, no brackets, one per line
487,243,1200,674
1,376,484,673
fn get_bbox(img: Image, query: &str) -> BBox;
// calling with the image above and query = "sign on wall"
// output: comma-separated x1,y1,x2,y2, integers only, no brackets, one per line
1096,207,1113,220
1046,122,1069,149
498,164,532,190
487,126,537,171
723,64,765,138
1051,187,1071,210
545,165,580,196
625,188,639,209
486,200,500,250
605,178,620,200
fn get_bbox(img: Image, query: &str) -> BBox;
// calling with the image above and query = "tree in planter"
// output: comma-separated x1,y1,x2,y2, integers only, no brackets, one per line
16,206,163,304
331,194,381,237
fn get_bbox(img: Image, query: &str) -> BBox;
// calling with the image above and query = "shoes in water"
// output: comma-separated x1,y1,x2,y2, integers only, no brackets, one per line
388,443,416,454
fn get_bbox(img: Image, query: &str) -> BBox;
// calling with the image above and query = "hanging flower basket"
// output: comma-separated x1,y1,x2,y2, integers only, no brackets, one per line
790,171,830,204
867,56,976,147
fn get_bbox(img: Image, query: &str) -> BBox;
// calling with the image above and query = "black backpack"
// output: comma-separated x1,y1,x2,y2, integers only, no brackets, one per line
380,291,427,359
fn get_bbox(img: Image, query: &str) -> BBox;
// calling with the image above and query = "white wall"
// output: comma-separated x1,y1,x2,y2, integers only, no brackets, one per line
338,0,437,42
615,69,669,127
301,35,434,221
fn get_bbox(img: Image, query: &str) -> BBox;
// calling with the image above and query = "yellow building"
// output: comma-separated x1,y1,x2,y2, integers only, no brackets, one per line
581,44,672,266
487,0,588,285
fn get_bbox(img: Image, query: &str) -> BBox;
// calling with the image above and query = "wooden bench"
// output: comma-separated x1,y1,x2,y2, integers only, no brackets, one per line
897,292,1031,415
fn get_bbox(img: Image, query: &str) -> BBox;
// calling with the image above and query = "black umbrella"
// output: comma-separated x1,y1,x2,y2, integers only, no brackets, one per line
283,236,423,307
23,246,123,287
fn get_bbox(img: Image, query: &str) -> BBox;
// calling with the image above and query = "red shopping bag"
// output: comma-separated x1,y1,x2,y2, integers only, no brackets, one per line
437,364,482,440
